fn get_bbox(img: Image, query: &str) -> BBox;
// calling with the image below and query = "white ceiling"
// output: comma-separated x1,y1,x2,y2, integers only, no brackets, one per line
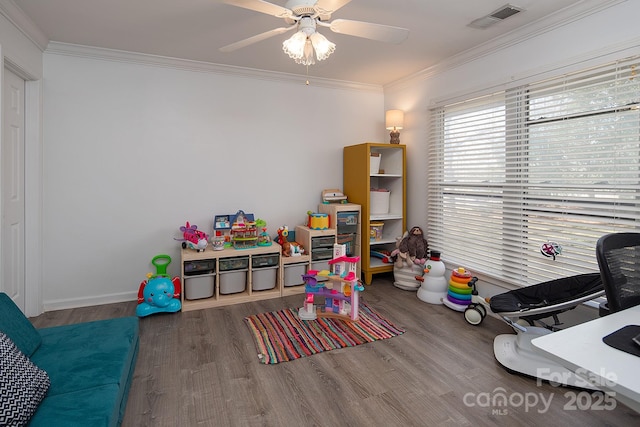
12,0,607,86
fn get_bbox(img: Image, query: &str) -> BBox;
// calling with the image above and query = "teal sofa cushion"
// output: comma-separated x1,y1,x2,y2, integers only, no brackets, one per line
29,316,139,427
30,316,140,427
31,317,139,397
0,292,42,357
28,384,121,427
0,293,139,427
29,317,140,427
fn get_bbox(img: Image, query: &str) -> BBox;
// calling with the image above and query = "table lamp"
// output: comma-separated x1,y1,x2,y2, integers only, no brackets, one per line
385,110,404,144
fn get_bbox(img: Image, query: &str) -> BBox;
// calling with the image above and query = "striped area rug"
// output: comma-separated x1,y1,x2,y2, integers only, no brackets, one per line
244,302,405,364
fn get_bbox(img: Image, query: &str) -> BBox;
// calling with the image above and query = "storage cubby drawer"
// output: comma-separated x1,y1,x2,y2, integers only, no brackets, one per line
251,254,280,268
337,212,359,233
183,260,216,276
219,256,249,271
311,248,333,261
311,236,335,249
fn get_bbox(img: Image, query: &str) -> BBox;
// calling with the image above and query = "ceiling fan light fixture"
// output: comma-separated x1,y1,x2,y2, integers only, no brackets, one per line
297,38,316,65
283,23,335,65
282,30,307,60
310,32,335,61
222,0,410,64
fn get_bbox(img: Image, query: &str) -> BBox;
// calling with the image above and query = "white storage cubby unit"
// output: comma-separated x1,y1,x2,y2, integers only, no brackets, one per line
317,203,361,278
285,226,337,296
180,243,282,311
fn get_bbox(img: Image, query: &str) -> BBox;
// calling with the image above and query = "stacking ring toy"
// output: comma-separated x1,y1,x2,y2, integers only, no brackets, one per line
447,294,471,305
449,284,472,294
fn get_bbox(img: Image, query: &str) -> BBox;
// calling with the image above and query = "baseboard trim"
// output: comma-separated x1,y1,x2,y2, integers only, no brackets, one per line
43,291,138,312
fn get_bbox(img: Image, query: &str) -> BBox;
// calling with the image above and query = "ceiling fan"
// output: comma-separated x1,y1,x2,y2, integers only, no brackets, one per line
219,0,409,65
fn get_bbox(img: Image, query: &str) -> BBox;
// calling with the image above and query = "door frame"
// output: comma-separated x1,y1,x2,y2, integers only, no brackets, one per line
2,56,43,317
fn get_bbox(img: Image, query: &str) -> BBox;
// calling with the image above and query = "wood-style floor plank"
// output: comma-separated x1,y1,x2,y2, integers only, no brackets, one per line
30,273,639,426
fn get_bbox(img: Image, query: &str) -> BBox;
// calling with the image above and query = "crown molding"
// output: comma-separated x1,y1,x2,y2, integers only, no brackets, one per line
45,42,383,93
428,36,640,108
0,0,48,51
384,0,626,90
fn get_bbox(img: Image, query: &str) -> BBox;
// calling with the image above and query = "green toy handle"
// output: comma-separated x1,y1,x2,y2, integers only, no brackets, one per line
151,254,172,277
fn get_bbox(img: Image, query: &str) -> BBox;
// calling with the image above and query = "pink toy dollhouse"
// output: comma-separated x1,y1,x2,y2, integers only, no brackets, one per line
298,243,363,321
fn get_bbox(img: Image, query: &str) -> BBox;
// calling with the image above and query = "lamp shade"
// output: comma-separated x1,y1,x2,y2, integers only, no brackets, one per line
385,110,404,130
282,17,335,65
282,31,307,60
309,32,335,61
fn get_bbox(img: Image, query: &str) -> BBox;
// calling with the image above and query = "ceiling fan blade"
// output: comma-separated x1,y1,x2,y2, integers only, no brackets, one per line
329,19,409,44
219,0,292,18
316,0,352,15
219,26,295,52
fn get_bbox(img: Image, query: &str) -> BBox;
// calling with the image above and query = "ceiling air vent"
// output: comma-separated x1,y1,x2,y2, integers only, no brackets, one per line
468,4,523,29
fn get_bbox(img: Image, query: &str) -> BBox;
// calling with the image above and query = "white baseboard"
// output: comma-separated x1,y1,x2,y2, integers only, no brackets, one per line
43,291,138,312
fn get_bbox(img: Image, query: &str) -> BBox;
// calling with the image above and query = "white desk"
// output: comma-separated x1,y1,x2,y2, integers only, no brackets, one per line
532,305,640,413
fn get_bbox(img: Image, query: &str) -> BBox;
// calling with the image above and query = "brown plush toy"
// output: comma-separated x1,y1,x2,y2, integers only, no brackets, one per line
396,226,429,267
276,225,304,257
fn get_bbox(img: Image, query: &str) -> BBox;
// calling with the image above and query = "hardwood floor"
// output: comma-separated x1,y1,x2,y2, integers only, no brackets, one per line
31,273,639,426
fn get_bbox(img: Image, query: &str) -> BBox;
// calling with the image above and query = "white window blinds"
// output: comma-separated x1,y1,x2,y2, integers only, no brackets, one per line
427,55,640,287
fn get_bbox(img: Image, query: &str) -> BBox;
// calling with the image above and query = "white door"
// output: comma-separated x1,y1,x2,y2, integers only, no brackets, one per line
2,67,26,310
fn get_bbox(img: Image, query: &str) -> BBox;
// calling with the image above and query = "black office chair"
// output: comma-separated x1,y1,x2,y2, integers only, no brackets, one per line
596,232,640,314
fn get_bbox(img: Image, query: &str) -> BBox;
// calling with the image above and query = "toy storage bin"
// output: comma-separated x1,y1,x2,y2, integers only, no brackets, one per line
219,256,249,294
370,190,390,214
311,248,333,261
184,276,215,300
251,254,279,268
220,270,247,294
370,222,384,241
183,259,215,276
311,236,336,249
311,260,331,282
336,212,359,234
252,267,278,291
219,256,249,270
284,262,308,287
370,152,381,174
251,254,280,291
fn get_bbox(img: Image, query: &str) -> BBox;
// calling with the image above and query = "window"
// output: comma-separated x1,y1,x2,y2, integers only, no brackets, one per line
427,56,640,286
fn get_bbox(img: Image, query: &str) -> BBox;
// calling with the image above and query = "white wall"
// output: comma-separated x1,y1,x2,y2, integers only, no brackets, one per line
384,0,640,298
42,52,386,309
12,0,640,310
